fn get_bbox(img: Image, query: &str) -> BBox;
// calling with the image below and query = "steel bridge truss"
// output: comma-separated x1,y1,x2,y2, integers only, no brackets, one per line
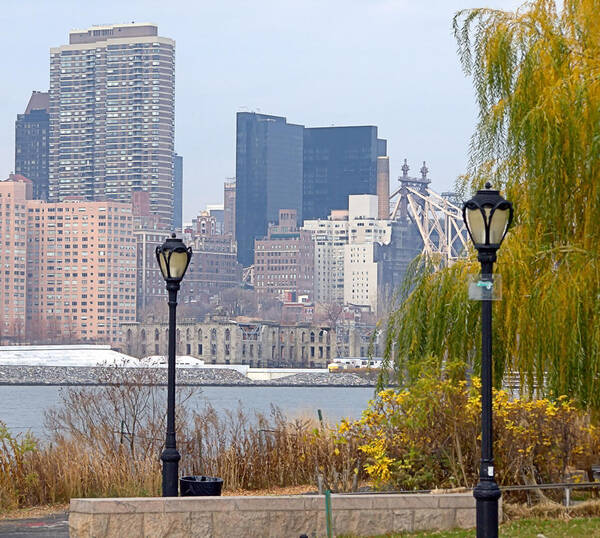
389,161,468,267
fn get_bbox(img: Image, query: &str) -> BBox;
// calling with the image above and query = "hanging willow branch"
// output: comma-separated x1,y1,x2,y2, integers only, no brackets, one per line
381,0,600,411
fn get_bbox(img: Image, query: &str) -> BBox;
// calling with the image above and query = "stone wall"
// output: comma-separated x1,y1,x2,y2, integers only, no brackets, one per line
69,493,478,537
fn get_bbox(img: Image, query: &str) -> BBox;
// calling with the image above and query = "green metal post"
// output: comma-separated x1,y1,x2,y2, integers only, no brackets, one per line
325,489,333,538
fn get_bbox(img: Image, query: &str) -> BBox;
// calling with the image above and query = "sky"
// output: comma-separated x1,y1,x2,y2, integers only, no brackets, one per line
0,0,521,222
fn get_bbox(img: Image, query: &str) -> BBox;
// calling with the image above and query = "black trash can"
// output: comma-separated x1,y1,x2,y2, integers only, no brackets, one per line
180,476,223,496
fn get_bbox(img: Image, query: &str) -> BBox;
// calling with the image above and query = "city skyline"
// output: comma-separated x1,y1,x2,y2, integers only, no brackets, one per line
0,0,521,222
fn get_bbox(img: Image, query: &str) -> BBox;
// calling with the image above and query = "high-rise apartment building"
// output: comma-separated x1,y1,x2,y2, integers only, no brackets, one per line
0,176,32,342
235,112,304,266
173,153,183,230
15,92,50,200
303,126,387,221
48,23,175,225
341,195,422,314
303,210,350,305
0,174,136,346
343,195,392,313
26,199,136,345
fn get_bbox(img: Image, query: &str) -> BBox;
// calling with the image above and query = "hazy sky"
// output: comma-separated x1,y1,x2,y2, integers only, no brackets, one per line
0,0,521,221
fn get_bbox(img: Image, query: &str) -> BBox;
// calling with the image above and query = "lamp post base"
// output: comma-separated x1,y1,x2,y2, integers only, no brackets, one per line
473,479,501,538
161,447,181,497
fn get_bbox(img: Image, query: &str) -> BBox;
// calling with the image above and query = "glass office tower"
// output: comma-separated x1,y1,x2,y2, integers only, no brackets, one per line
303,126,387,221
235,112,304,267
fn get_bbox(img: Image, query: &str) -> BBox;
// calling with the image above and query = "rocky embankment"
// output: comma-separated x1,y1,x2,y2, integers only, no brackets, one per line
0,366,376,387
261,372,374,387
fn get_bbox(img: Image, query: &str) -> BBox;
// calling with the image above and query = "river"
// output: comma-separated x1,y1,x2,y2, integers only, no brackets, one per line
0,385,376,438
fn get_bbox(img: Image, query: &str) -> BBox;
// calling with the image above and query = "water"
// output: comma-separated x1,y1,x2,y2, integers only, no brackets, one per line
0,385,376,439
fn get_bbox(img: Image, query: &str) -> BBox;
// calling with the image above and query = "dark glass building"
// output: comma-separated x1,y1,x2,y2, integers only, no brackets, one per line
235,112,304,267
303,126,387,221
15,91,49,200
173,153,183,230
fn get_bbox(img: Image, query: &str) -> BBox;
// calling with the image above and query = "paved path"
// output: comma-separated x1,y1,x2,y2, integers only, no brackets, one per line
0,513,68,538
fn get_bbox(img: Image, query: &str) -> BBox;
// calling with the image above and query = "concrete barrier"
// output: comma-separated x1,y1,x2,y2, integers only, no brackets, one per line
69,492,478,537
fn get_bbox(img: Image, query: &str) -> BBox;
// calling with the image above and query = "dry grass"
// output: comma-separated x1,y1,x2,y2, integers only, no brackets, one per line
0,372,364,510
503,500,600,523
183,404,362,492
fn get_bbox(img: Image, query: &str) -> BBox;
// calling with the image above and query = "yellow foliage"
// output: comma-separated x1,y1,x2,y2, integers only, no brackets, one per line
340,374,600,491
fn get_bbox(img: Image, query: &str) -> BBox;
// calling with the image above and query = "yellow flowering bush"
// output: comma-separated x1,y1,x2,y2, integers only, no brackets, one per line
338,367,598,490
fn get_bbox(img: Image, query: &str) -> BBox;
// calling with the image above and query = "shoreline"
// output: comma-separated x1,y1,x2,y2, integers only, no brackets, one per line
0,382,376,387
0,365,380,387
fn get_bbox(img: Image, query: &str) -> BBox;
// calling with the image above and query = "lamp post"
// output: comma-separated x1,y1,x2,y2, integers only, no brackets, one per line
462,182,513,538
156,233,192,497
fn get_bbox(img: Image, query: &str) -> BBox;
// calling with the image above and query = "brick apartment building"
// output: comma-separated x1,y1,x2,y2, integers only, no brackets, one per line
254,209,314,300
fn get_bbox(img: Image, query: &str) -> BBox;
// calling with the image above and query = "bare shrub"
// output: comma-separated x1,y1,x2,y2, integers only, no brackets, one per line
45,362,195,460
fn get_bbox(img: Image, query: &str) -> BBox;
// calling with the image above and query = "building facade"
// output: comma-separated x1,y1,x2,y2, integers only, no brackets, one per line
121,318,333,368
254,210,314,300
0,176,32,342
304,194,423,314
173,153,183,230
15,92,50,200
235,112,304,266
303,210,349,305
0,175,136,346
343,195,392,313
223,180,236,237
303,126,387,221
134,227,169,317
25,198,136,345
182,234,242,303
48,23,175,225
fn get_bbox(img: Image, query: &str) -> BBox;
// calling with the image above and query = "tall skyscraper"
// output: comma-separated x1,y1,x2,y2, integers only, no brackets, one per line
15,91,50,200
235,112,304,267
173,153,183,230
303,126,387,221
48,23,175,225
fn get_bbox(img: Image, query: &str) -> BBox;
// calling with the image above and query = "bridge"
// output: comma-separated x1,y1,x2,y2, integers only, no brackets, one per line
389,159,468,268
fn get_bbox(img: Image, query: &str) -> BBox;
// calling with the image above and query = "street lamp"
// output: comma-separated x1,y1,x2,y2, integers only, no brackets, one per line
156,233,193,497
462,182,513,538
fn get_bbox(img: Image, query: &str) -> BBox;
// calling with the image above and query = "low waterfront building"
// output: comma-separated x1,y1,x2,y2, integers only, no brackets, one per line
120,318,334,368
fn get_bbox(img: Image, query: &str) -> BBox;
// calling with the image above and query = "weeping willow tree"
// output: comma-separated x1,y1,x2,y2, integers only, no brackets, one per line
380,0,600,411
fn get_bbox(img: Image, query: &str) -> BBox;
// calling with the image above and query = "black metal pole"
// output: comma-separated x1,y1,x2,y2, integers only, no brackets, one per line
161,280,181,496
474,249,501,537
